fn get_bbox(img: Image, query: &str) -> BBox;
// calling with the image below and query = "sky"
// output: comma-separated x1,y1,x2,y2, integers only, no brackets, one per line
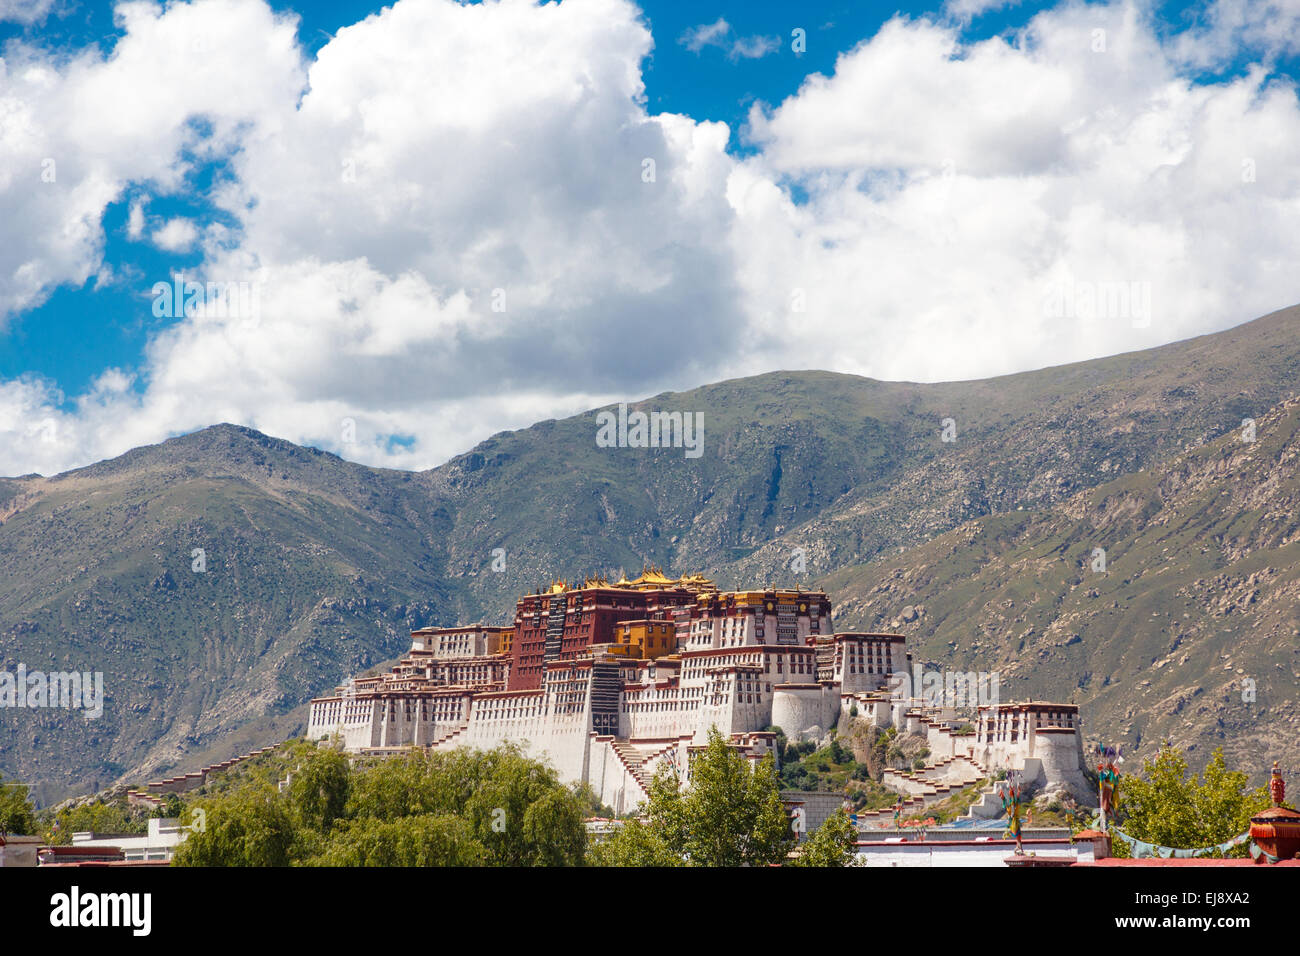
1,0,1298,476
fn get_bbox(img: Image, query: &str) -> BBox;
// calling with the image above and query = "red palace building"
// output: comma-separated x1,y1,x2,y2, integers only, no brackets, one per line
506,568,836,692
507,568,715,690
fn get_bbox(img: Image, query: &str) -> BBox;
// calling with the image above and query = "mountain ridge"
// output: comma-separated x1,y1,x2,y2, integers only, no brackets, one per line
3,304,1300,802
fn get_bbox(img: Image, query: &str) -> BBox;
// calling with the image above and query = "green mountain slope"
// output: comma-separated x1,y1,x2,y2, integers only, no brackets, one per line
3,305,1299,800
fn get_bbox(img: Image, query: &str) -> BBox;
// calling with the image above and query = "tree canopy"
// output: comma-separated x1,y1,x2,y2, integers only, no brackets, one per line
0,773,37,836
590,727,835,867
173,741,587,867
790,808,857,867
1113,745,1270,855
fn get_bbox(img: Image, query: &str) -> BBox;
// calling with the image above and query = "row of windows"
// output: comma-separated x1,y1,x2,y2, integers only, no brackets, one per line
680,654,813,680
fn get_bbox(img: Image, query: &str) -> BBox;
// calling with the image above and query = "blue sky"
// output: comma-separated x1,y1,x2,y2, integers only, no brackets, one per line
1,0,1299,474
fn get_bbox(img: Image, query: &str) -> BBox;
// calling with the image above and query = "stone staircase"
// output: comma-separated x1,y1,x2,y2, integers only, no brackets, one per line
912,754,984,786
852,795,929,827
961,783,1006,820
609,740,651,791
876,753,993,815
609,738,683,791
430,724,468,748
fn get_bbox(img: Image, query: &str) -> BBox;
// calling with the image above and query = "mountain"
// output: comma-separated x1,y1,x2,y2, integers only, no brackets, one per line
0,428,454,803
826,393,1300,775
3,305,1300,801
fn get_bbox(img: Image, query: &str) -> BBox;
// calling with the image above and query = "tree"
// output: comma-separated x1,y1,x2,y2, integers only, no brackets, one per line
172,788,296,867
153,793,184,819
791,808,857,867
289,746,350,832
1117,746,1269,854
46,799,142,844
586,818,682,867
591,727,790,867
519,787,588,867
307,815,488,866
682,728,790,866
175,741,589,866
0,774,37,836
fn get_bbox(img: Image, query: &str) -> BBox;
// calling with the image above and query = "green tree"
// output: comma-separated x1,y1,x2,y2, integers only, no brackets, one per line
586,818,683,867
307,815,488,866
592,727,790,867
340,744,587,866
172,788,296,867
791,808,857,867
682,728,790,866
1117,746,1269,854
174,741,589,867
289,746,351,832
152,793,184,819
45,800,142,844
0,774,37,835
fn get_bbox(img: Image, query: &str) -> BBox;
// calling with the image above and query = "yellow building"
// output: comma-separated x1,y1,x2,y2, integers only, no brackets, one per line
611,619,677,659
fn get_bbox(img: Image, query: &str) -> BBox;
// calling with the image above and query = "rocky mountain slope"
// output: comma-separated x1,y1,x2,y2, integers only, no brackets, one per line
826,393,1300,777
3,305,1299,801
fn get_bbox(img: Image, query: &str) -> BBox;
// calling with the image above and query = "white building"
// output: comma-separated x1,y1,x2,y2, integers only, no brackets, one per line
308,585,1091,814
67,817,190,862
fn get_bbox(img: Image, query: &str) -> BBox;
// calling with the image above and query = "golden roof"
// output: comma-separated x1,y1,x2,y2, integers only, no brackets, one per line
530,567,717,596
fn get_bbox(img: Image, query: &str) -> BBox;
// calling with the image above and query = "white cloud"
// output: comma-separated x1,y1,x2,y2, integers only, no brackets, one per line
679,17,780,61
729,35,781,61
152,217,199,251
735,2,1300,382
679,17,730,53
2,0,1300,478
944,0,1024,21
0,0,305,321
126,199,146,239
0,0,740,473
1170,0,1300,68
0,0,55,25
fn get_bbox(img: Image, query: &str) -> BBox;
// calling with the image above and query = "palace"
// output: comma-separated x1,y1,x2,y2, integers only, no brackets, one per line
307,570,1091,813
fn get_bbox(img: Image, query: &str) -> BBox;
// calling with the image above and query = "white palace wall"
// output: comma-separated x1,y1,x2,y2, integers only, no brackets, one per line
309,617,1092,812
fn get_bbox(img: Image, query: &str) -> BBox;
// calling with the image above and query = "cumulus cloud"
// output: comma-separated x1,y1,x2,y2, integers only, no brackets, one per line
0,0,304,321
152,217,199,251
730,35,781,60
126,200,146,240
2,0,1300,477
736,2,1300,382
1170,0,1300,68
0,0,742,472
